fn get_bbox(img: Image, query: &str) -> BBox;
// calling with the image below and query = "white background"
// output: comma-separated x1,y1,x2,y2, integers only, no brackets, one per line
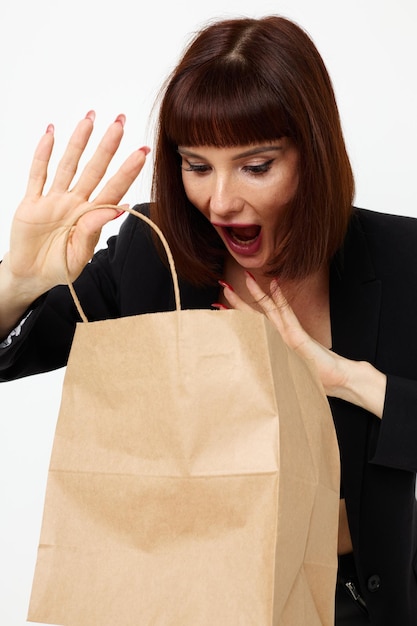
0,0,416,624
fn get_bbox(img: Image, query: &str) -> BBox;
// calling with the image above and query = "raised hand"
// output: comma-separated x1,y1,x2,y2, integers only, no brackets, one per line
5,111,148,295
221,273,347,395
0,111,148,336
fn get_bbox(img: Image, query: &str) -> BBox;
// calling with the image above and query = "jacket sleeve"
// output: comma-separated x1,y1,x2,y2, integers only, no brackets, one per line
344,210,417,476
0,247,121,382
371,374,417,473
0,208,147,382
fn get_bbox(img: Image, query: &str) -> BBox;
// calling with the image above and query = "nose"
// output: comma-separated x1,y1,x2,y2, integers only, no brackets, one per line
209,174,243,220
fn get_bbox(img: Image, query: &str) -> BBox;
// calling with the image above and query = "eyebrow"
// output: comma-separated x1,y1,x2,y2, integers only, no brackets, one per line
177,145,283,160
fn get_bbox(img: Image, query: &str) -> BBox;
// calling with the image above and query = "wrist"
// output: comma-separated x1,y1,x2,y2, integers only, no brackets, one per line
0,254,46,337
334,358,387,418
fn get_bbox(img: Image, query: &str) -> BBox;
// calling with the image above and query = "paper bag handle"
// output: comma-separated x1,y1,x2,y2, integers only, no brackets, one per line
63,205,182,322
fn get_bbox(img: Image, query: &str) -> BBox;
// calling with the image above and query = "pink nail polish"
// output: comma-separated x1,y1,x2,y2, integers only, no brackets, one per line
85,110,96,122
114,114,126,127
45,123,54,134
218,280,234,292
111,210,125,221
212,302,229,310
138,146,151,156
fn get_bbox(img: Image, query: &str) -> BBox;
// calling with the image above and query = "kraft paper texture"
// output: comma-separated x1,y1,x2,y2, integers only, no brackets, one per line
28,308,340,625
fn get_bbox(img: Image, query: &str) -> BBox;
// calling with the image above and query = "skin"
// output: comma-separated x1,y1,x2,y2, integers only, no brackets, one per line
179,139,299,276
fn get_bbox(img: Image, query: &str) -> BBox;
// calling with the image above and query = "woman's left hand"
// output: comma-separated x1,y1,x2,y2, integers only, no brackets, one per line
221,274,347,397
221,273,386,417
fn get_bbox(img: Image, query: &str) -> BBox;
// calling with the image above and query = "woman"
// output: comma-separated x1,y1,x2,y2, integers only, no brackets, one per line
0,16,416,625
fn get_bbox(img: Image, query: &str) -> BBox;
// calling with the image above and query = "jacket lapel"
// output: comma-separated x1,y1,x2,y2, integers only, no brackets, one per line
330,209,382,362
329,209,382,545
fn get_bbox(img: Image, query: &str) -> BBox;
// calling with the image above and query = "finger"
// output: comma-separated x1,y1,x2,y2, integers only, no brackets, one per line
219,280,255,313
49,111,96,193
25,125,55,199
69,205,126,260
92,147,149,206
268,278,302,327
76,204,126,234
69,114,127,199
244,272,279,315
243,273,291,336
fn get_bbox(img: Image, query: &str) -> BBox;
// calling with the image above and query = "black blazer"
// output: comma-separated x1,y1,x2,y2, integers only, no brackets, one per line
1,206,416,624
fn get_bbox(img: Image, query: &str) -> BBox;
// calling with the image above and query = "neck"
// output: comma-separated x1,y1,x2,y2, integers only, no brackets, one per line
222,259,331,348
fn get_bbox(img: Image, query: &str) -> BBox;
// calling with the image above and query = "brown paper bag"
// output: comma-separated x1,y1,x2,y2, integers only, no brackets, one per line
28,208,340,626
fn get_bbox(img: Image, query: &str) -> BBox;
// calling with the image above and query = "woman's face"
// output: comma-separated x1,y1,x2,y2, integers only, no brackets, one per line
179,139,299,274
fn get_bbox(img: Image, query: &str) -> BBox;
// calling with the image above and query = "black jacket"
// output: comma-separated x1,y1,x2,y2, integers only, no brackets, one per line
1,206,416,624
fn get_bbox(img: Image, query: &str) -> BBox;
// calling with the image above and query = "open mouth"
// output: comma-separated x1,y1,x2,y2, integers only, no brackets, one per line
226,225,261,245
219,224,263,256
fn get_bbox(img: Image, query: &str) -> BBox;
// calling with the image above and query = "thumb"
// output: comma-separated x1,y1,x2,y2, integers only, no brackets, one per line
65,204,128,279
77,203,128,236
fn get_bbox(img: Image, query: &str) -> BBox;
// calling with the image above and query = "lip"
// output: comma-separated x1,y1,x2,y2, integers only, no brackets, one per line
214,223,263,256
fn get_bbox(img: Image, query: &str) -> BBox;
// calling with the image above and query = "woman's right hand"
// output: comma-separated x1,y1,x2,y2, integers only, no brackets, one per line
2,111,148,300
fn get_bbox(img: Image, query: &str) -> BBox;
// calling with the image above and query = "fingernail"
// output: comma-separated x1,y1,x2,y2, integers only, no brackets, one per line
111,210,125,220
212,302,229,310
245,271,256,281
114,113,126,127
85,110,96,122
270,278,280,296
218,280,234,292
45,123,54,134
139,146,151,156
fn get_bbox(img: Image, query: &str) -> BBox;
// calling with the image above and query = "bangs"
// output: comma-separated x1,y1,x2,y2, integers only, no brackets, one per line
162,61,291,147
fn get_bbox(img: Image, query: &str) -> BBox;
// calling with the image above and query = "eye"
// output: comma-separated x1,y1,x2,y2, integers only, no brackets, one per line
181,159,211,174
243,159,274,175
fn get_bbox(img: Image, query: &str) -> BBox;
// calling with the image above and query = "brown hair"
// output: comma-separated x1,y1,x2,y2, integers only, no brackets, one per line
151,16,354,285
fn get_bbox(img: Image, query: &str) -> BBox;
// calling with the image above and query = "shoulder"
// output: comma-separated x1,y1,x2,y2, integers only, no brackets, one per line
354,207,417,242
112,202,153,248
79,202,176,316
352,207,417,269
334,207,417,287
104,202,164,273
